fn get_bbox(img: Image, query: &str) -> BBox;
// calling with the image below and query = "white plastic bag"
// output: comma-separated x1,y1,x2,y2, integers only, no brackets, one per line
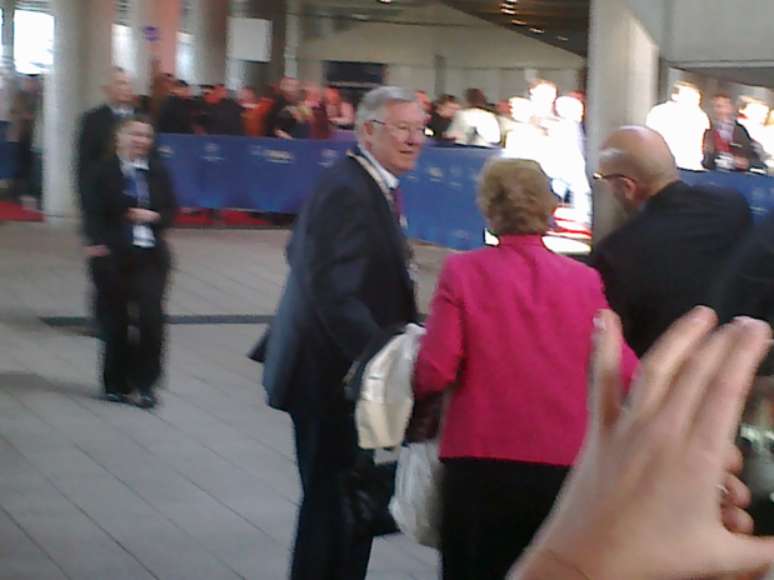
389,439,444,548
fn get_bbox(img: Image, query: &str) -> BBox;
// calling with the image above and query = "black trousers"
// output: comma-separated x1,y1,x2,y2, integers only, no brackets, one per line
91,248,170,395
441,458,569,580
289,405,373,580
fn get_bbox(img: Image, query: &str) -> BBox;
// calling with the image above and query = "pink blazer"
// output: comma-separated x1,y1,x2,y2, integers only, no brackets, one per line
413,235,638,466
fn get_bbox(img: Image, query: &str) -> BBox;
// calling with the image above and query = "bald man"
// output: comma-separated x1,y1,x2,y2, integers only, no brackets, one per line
77,67,136,202
590,126,752,356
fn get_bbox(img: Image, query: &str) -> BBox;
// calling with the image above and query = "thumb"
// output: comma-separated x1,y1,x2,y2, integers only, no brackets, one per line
715,535,774,577
588,310,623,434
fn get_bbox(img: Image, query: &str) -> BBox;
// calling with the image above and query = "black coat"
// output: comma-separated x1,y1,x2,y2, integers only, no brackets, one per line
591,180,752,356
251,149,418,415
77,105,132,203
713,212,774,373
82,155,178,258
157,96,195,135
208,99,244,136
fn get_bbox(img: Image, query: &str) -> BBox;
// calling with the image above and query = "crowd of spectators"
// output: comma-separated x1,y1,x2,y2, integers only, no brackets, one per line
647,80,774,173
146,73,355,140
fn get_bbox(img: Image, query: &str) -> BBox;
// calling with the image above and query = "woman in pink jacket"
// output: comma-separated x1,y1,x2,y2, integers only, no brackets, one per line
413,158,638,580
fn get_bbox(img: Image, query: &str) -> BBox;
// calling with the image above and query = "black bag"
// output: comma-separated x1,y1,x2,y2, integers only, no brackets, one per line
341,451,398,539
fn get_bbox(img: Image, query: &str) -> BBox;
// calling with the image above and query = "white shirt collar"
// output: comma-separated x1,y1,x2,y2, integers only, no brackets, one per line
111,104,133,118
360,147,399,190
119,155,149,175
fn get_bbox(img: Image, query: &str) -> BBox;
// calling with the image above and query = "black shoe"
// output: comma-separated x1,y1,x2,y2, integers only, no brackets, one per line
136,392,158,410
103,392,130,404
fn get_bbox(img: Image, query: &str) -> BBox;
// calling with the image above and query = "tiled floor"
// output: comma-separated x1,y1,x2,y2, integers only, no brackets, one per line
0,222,450,580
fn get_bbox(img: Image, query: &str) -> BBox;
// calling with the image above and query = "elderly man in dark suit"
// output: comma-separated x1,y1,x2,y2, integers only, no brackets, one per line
251,86,425,580
77,67,136,338
77,67,136,202
590,126,752,357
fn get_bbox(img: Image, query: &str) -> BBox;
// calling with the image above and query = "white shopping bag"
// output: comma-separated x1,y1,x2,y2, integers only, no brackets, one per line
389,439,444,548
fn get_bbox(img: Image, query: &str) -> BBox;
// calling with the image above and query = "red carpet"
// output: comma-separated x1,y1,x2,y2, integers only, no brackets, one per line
219,210,271,227
174,210,214,227
0,201,43,222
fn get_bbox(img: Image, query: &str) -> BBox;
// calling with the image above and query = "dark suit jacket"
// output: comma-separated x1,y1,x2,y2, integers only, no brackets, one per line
77,104,130,204
591,180,752,356
251,150,418,415
702,122,764,171
207,99,245,136
713,212,774,373
157,96,195,135
82,155,178,258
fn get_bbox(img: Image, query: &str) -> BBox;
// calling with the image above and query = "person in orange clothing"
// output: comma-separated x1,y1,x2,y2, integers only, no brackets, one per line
242,86,276,137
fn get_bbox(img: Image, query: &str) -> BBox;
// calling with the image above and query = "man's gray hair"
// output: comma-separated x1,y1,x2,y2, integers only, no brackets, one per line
355,86,418,132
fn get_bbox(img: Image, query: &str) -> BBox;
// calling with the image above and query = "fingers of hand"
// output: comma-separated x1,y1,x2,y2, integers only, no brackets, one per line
725,445,744,476
721,506,754,535
691,318,771,455
628,306,717,420
660,321,736,435
717,536,774,578
722,474,751,511
589,310,623,432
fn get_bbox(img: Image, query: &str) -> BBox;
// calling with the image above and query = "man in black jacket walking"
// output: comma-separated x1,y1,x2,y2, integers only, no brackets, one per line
591,126,752,356
251,86,425,580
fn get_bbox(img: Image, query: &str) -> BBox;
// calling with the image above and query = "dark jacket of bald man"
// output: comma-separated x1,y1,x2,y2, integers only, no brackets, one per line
591,180,752,356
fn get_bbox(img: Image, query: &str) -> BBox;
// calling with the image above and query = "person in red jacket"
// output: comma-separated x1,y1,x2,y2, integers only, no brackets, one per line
413,158,638,580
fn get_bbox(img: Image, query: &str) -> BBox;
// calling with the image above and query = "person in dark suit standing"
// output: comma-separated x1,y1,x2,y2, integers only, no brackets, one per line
83,115,178,409
77,67,136,201
78,67,137,337
206,85,245,136
157,80,195,134
251,86,425,580
590,126,752,357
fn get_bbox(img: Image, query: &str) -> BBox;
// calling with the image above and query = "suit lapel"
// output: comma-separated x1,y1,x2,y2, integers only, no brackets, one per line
349,156,415,304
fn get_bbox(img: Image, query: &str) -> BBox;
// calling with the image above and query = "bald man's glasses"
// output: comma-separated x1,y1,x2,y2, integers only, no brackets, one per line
592,172,632,182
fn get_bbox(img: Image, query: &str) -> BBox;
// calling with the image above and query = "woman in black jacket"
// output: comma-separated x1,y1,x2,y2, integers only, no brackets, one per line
83,114,178,409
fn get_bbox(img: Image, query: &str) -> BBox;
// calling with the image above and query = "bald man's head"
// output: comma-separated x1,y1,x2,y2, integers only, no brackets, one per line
597,126,680,210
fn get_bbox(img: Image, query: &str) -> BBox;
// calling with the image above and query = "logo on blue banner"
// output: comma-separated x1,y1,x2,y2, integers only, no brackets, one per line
203,143,224,163
264,149,295,164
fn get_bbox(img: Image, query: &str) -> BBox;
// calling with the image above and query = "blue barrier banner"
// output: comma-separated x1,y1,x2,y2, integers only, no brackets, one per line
679,169,774,222
5,129,774,252
237,140,351,213
403,147,497,250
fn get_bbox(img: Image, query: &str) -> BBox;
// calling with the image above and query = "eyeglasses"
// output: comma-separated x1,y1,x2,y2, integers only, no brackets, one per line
592,172,633,182
371,120,427,140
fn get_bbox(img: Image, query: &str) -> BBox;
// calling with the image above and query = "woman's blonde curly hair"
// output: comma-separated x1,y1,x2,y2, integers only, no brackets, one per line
477,158,557,236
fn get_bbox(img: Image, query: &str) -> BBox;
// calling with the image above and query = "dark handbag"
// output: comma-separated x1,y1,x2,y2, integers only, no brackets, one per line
341,450,399,539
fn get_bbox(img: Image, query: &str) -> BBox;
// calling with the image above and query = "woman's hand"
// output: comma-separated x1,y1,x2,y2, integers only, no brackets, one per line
511,307,774,580
127,208,161,224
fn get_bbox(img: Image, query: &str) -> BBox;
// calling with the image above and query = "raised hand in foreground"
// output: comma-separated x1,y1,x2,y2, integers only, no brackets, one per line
510,307,774,580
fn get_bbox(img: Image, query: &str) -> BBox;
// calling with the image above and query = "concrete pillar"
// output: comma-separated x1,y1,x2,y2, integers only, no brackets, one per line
191,0,228,85
586,0,659,242
82,0,114,109
283,0,299,80
156,0,180,76
2,0,13,72
129,0,180,94
44,0,114,220
229,0,289,90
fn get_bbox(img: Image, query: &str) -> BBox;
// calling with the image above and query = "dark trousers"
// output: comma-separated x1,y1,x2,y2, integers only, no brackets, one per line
441,458,569,580
91,248,170,395
289,405,373,580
